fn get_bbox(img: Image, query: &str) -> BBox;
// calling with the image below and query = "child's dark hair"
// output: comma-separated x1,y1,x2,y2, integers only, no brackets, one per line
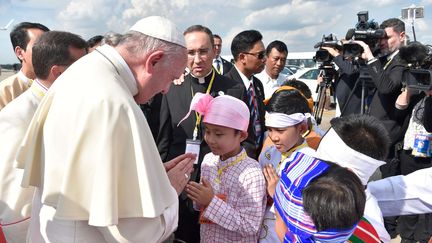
303,161,365,232
266,89,310,114
330,114,390,160
282,79,313,99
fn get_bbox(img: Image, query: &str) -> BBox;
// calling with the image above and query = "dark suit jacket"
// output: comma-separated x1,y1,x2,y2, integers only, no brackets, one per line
221,57,233,75
224,67,266,159
157,69,244,179
368,53,408,146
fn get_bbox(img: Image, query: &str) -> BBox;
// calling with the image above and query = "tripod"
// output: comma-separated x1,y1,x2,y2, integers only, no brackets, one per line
340,64,374,116
313,69,334,125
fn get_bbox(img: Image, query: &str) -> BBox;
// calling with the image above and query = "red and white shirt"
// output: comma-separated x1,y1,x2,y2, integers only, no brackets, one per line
197,149,266,242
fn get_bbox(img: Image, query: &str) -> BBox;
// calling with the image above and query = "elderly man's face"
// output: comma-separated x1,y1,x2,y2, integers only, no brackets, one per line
134,49,187,104
185,31,215,78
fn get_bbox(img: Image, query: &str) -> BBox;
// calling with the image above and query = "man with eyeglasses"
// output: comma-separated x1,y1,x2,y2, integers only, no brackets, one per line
225,30,266,159
255,40,289,99
0,31,87,242
157,24,244,243
212,34,233,75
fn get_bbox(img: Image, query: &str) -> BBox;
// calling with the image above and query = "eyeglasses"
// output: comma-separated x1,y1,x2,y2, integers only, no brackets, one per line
243,51,266,59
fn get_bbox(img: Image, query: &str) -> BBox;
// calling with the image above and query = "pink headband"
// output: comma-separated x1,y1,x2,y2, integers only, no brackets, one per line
178,93,250,131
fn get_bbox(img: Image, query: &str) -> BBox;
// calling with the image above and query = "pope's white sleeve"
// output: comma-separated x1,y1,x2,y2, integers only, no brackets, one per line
368,167,432,216
97,193,179,243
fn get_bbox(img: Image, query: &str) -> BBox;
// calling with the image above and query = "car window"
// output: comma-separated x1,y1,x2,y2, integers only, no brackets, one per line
299,69,319,80
281,67,294,76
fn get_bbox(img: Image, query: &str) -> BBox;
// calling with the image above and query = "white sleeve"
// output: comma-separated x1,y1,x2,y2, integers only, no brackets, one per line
97,188,179,243
368,167,432,216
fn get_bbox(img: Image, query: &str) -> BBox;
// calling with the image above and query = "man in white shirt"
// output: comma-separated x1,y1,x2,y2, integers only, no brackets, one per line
0,30,87,243
15,16,195,242
255,40,288,99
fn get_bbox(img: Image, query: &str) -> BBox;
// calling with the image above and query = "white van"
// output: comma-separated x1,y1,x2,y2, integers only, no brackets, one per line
286,52,316,68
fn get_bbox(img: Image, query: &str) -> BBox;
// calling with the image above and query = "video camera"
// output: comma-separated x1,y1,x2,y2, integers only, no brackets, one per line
313,34,339,86
343,11,386,58
313,33,342,63
400,42,432,91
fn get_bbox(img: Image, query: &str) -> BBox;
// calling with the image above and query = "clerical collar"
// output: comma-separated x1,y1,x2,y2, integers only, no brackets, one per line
190,69,213,84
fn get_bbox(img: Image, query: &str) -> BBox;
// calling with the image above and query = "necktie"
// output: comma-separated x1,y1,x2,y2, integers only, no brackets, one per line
247,81,262,147
215,60,221,74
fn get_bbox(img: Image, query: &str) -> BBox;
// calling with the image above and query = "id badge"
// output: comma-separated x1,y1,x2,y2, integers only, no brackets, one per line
186,139,201,164
412,134,432,157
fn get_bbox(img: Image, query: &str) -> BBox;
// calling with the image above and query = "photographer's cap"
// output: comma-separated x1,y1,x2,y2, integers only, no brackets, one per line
130,16,185,48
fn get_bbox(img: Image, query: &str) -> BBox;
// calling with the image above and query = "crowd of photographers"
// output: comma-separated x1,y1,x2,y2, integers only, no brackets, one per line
315,13,432,242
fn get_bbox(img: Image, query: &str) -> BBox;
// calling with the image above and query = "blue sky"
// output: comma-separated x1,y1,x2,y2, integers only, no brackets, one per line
0,0,431,64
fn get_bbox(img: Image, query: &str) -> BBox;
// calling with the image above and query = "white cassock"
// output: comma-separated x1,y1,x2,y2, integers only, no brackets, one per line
368,167,432,216
0,80,47,242
15,45,178,242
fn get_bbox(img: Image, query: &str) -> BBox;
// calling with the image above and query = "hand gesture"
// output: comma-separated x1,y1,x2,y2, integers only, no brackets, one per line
351,40,374,61
166,153,196,195
186,178,214,207
263,164,280,198
321,46,339,57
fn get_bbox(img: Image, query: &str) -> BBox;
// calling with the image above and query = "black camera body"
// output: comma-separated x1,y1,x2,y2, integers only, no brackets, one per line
343,11,386,58
404,69,432,91
314,34,342,63
400,42,432,91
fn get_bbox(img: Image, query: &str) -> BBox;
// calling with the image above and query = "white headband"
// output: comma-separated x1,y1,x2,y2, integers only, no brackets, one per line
315,128,386,185
265,112,310,128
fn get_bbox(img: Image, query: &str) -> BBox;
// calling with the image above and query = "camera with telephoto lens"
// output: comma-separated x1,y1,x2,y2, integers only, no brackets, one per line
400,42,432,91
343,11,386,58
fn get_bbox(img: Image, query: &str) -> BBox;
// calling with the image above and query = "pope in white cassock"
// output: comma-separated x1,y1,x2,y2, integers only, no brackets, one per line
15,16,195,242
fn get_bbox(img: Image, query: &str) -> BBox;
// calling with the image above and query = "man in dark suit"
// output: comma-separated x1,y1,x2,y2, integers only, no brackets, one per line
157,25,243,243
224,30,266,159
212,34,233,75
355,18,427,240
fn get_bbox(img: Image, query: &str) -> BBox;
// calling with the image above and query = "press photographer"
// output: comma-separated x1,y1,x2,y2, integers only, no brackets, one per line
314,11,383,116
348,17,409,238
389,41,432,243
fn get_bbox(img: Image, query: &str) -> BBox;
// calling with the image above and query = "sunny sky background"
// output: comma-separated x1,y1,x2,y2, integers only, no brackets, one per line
0,0,431,64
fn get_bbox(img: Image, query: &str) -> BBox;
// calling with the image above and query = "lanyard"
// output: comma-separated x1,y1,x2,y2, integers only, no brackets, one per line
277,142,308,171
383,51,398,70
214,150,247,184
191,70,216,140
383,56,394,70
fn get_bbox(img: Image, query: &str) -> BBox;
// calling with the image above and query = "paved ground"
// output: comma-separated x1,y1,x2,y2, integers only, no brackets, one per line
0,69,15,80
